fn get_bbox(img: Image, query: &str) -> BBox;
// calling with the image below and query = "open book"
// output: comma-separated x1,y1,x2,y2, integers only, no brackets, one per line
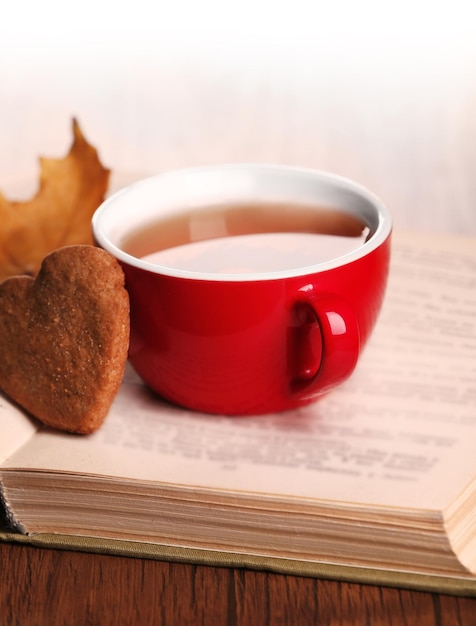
1,230,476,597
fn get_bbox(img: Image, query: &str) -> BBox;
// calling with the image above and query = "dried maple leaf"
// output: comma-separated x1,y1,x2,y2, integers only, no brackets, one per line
0,118,110,281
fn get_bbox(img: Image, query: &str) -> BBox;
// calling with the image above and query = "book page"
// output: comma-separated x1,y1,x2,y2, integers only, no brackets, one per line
0,392,38,464
2,231,476,512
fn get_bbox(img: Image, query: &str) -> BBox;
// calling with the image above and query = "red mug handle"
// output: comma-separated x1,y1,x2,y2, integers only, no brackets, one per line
289,292,360,399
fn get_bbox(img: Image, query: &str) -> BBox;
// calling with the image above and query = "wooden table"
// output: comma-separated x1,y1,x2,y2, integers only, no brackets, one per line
1,17,476,624
1,540,475,626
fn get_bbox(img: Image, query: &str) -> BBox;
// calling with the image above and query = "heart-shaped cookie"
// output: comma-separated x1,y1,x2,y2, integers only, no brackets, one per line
0,245,130,434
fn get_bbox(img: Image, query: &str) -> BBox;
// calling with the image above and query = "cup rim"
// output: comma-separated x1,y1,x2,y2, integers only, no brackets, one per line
92,164,392,282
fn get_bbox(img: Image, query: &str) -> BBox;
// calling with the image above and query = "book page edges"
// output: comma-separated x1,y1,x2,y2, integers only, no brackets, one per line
0,483,27,533
1,530,476,597
444,478,476,573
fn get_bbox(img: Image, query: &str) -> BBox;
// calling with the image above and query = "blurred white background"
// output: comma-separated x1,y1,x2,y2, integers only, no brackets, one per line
1,0,476,232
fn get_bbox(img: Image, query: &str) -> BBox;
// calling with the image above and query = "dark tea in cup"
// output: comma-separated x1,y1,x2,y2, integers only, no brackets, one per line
121,203,370,275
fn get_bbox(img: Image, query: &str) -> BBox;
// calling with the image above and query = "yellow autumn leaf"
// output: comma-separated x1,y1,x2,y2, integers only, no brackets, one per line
0,118,110,281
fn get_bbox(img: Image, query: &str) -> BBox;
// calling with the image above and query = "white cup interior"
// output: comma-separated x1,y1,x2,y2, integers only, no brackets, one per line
92,164,392,281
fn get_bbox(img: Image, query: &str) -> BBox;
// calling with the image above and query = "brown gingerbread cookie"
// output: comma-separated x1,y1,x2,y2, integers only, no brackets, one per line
0,245,130,434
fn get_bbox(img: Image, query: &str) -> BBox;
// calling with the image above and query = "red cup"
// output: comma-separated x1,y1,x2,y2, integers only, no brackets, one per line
92,165,391,415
